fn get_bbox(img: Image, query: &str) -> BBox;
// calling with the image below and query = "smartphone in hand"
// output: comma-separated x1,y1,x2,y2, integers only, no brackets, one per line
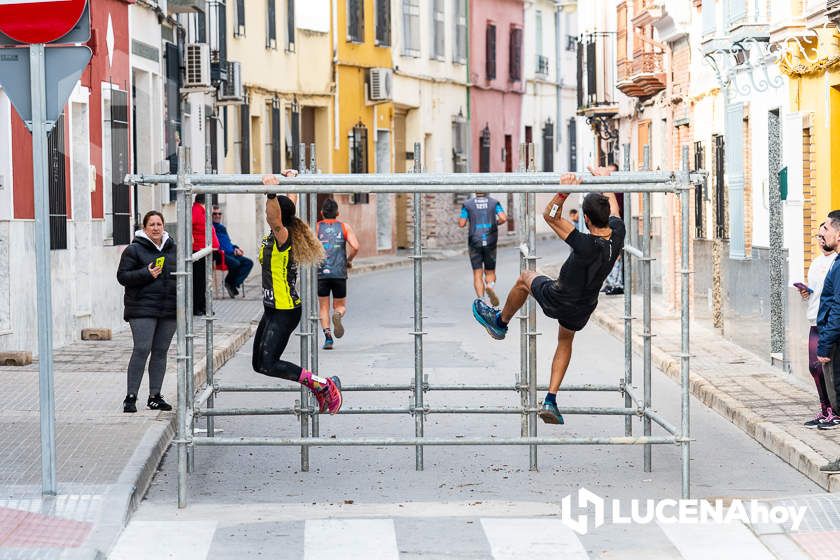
155,256,165,269
793,282,813,294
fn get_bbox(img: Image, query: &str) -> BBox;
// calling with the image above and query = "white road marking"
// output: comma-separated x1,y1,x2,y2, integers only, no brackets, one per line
657,521,776,560
108,521,217,560
304,519,399,560
481,518,589,560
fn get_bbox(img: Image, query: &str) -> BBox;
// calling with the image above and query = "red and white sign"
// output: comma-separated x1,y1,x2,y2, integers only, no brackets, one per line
0,0,87,44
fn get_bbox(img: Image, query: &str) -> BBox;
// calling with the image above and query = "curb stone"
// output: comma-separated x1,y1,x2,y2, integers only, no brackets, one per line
590,308,838,492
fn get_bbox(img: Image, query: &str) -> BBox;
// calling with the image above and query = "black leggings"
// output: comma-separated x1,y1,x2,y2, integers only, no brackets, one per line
252,307,303,382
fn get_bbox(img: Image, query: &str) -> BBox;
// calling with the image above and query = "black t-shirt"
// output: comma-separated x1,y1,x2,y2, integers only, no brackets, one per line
554,216,626,305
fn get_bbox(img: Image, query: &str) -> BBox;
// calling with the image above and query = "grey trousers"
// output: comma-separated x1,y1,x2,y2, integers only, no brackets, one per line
127,317,177,396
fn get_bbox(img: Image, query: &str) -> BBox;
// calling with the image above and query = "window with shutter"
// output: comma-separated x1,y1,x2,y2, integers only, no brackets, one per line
509,27,522,82
479,126,491,172
271,104,282,173
111,90,131,246
376,0,391,45
347,0,364,43
694,140,705,238
453,0,466,63
235,0,245,36
432,0,445,59
240,103,250,174
713,134,726,239
402,0,420,56
567,118,577,171
286,0,295,50
349,123,369,203
542,120,554,172
267,0,277,49
486,23,496,80
47,114,67,250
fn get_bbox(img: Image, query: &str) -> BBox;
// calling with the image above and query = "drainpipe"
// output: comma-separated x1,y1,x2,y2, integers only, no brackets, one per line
555,2,563,152
466,0,472,172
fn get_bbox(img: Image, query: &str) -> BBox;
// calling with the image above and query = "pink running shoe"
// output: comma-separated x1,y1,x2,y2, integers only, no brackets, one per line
805,409,827,428
325,376,343,414
313,376,343,415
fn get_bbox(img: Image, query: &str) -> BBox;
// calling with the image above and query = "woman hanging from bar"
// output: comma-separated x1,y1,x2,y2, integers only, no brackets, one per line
472,165,624,425
253,173,343,414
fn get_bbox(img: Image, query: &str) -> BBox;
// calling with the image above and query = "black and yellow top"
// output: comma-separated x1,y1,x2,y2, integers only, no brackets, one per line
258,232,300,310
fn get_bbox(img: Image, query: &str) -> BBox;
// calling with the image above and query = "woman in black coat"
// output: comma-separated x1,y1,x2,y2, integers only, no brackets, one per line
116,210,178,413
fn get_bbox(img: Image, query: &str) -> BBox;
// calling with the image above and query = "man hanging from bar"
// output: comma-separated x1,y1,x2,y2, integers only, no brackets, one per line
252,173,343,414
472,166,625,425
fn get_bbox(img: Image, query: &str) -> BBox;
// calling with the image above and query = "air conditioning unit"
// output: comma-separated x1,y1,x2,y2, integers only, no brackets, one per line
184,43,210,88
217,61,245,104
368,68,393,102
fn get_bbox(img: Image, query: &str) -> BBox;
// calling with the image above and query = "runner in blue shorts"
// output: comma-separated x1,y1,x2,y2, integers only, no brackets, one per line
472,166,624,425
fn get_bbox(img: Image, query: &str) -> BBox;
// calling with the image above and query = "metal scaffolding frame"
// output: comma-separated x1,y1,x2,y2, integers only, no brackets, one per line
127,144,695,508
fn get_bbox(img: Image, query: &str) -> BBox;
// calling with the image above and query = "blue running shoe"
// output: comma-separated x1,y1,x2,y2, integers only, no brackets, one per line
538,401,565,425
472,299,507,340
323,335,334,350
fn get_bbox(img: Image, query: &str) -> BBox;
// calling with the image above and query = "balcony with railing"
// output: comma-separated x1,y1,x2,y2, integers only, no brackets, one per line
632,0,663,28
616,50,666,98
576,32,619,116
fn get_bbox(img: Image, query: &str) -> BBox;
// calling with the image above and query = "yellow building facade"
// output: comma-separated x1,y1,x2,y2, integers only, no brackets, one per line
777,20,840,267
330,0,395,254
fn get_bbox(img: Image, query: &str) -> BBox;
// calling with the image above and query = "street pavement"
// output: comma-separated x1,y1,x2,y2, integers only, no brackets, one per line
110,241,837,559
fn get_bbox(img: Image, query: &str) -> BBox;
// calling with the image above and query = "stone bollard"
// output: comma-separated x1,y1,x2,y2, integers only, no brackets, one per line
81,328,112,341
0,351,33,366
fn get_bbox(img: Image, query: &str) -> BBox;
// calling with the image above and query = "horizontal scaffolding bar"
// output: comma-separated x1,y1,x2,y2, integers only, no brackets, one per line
195,405,641,417
126,171,683,194
192,435,680,446
644,408,679,436
213,383,622,393
191,246,213,261
624,244,644,259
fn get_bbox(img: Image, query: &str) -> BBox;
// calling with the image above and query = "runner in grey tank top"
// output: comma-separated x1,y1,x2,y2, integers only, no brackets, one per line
317,199,360,349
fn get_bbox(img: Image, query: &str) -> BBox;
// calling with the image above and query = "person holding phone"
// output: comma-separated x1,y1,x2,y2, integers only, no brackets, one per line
799,222,839,428
116,211,178,413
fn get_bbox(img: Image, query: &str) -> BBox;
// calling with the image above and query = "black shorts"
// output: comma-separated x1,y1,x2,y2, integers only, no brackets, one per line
530,275,596,332
318,278,347,299
469,244,497,270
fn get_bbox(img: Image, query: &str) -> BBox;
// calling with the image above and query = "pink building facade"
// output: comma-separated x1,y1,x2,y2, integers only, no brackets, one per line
470,0,525,173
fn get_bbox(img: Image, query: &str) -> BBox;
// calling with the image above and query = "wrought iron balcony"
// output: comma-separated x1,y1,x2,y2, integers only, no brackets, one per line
616,51,666,98
576,32,618,116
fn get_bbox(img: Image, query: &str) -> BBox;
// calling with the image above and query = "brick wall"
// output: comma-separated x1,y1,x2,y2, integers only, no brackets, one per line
743,113,753,256
802,116,816,277
405,193,466,250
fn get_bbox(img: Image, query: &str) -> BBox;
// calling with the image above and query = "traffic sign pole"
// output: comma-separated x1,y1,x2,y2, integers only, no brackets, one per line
30,42,57,496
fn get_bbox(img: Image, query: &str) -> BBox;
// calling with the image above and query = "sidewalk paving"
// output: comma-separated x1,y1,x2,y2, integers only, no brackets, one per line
0,300,259,559
589,293,840,493
0,252,433,559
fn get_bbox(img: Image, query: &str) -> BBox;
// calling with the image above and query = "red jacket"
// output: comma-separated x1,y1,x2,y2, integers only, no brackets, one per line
192,202,220,252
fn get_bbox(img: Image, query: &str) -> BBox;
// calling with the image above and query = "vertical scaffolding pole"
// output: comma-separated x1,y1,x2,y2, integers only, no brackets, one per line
623,192,633,436
176,147,188,508
517,145,528,440
526,143,538,471
680,181,692,498
185,172,195,474
205,199,215,439
642,191,652,472
298,143,311,472
309,144,321,440
412,142,425,470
